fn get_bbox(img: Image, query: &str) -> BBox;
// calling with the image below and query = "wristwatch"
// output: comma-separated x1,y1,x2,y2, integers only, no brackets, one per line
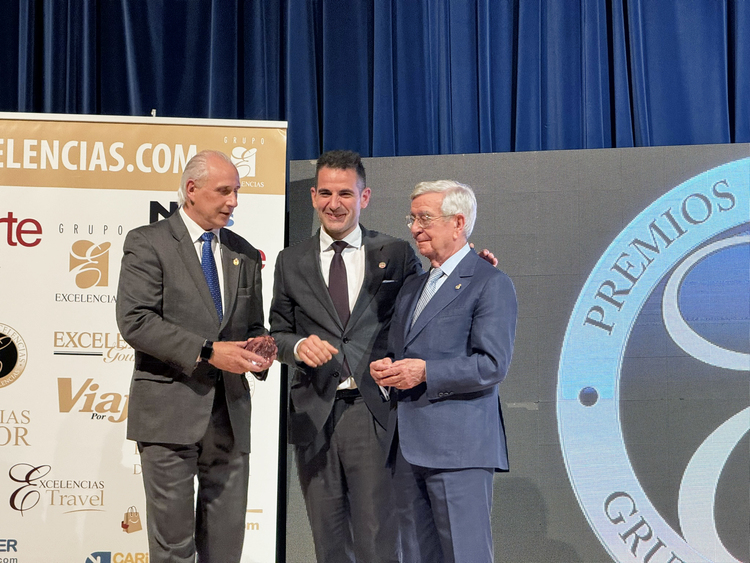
199,340,214,363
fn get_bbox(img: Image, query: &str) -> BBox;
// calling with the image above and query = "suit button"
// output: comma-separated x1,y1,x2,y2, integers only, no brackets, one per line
332,371,340,378
342,337,350,343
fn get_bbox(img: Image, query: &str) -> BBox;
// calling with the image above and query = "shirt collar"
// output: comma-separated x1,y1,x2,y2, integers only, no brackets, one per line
436,243,471,278
319,225,363,252
180,207,221,244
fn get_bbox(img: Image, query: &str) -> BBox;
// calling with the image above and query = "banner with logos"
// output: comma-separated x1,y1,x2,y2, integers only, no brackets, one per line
0,113,286,563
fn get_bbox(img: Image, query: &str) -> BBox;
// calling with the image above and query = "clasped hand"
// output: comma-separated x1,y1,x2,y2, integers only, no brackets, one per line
370,357,426,390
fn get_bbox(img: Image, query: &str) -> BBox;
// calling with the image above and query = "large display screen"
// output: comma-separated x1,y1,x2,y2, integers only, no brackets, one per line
287,144,749,563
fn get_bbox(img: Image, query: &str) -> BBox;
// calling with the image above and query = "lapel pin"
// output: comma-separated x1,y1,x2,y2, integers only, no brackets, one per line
233,258,240,266
378,262,386,269
455,284,462,290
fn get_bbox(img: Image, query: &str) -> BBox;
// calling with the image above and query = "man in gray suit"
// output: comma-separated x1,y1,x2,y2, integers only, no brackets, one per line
116,150,275,563
371,180,517,563
269,150,420,562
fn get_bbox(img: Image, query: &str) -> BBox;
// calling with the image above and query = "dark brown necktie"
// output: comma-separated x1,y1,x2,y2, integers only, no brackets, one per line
328,241,351,383
328,240,350,327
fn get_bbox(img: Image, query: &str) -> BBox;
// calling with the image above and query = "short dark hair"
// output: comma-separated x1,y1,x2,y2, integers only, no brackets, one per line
315,150,366,188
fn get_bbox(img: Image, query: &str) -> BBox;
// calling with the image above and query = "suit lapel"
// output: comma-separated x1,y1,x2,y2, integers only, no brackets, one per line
405,251,477,346
170,213,221,325
348,229,386,331
301,232,343,331
220,230,241,330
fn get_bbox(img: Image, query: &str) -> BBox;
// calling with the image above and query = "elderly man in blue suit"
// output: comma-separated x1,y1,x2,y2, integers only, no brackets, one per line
371,180,517,563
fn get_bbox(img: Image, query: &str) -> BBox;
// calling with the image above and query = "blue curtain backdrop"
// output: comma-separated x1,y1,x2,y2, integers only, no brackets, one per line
1,0,748,161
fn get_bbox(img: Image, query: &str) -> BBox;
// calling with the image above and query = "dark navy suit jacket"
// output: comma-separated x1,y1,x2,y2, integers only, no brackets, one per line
387,249,517,470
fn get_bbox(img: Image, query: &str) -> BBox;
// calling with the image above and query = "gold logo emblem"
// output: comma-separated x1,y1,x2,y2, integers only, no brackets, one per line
70,241,110,288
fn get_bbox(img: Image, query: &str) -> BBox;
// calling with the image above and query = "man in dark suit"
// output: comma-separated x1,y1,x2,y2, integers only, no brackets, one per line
269,150,421,562
371,180,517,563
116,150,275,563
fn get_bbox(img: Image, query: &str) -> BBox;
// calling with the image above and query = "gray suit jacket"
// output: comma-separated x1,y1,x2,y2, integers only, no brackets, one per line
116,212,266,453
387,250,517,470
269,226,421,446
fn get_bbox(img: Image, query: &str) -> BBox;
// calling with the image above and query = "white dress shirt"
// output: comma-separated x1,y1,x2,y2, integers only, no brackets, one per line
318,226,366,309
180,207,225,309
433,243,471,288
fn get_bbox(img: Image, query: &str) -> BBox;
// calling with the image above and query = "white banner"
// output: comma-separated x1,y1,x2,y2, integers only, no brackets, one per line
0,113,287,563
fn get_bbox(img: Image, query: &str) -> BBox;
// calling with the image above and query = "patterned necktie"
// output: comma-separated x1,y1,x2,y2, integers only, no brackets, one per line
411,267,443,327
328,240,350,327
200,232,223,322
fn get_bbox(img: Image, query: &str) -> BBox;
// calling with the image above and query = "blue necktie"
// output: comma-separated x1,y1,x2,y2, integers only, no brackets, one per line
411,267,443,327
200,232,223,322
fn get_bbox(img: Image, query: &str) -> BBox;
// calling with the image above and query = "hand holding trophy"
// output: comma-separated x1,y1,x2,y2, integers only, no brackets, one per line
245,335,278,380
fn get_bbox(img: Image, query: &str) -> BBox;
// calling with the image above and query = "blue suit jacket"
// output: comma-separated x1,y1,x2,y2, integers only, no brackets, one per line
387,249,517,470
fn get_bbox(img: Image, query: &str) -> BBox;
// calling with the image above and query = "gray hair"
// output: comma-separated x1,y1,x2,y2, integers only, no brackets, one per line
177,150,235,207
410,180,477,238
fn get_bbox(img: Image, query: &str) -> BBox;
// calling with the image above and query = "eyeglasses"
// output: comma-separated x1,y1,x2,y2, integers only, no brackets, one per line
406,213,455,229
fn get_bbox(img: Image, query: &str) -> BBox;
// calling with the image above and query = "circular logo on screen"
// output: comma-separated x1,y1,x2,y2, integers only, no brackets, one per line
557,159,749,563
0,324,27,388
